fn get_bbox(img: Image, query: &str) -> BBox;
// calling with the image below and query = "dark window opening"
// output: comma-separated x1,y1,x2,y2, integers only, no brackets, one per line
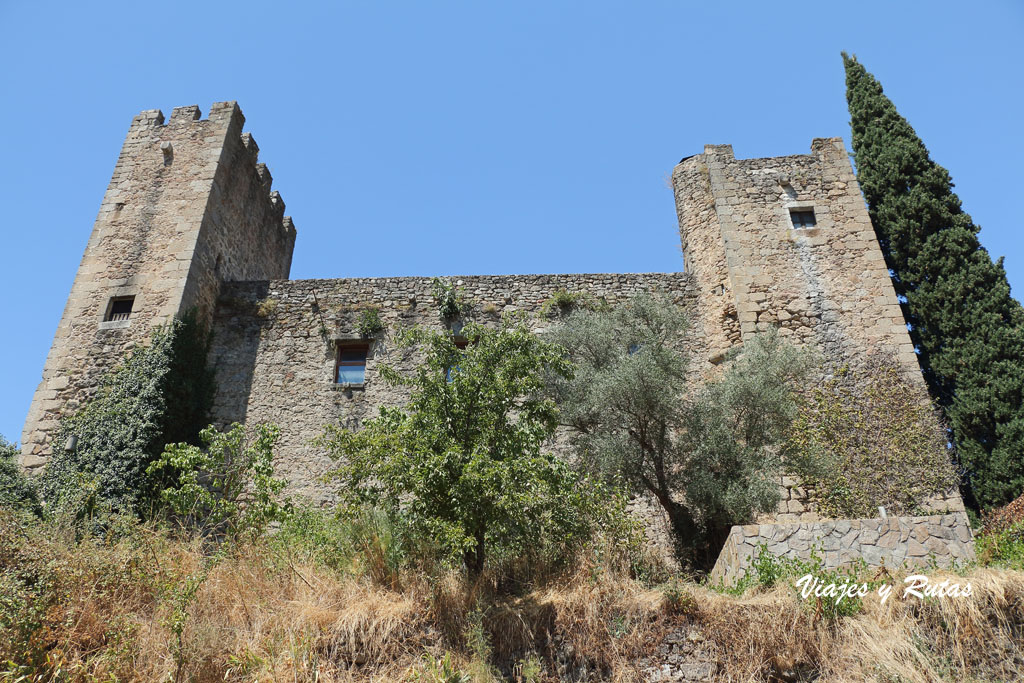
447,339,469,382
336,344,369,384
790,209,817,229
105,296,135,322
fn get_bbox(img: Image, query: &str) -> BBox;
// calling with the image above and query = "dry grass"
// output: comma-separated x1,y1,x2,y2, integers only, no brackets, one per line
2,511,1023,682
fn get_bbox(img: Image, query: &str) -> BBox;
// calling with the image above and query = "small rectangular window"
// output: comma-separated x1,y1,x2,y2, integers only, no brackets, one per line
336,344,368,384
790,209,817,229
105,296,135,322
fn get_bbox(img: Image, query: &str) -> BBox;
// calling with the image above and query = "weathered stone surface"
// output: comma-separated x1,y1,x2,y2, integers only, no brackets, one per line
21,102,295,468
709,512,975,586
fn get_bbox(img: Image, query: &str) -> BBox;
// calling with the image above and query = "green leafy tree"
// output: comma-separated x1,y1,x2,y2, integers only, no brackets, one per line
546,295,809,566
0,437,39,515
40,313,215,516
844,53,1024,508
322,317,602,575
147,422,291,540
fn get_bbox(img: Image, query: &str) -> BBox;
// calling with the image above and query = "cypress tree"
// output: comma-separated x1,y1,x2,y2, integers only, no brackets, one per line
843,53,1024,509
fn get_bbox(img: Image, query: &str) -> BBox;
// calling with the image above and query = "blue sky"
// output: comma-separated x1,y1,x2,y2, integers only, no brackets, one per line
1,1,1021,444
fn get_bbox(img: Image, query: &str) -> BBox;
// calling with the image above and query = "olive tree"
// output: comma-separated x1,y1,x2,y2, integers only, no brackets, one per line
546,295,809,565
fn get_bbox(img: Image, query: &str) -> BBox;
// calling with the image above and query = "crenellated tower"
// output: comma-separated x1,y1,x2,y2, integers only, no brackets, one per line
20,102,296,469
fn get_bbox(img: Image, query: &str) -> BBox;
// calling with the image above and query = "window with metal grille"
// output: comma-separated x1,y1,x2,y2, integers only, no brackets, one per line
105,296,135,322
336,344,369,384
790,209,817,229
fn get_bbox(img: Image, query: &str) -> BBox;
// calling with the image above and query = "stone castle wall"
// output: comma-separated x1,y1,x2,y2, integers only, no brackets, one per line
670,139,965,542
21,100,971,572
761,474,965,525
209,273,700,505
20,102,295,469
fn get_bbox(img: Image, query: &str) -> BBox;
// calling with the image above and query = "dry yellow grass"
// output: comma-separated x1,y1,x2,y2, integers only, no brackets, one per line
2,512,1023,682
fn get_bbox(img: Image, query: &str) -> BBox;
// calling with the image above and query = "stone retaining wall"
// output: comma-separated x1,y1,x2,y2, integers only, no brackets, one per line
710,512,975,586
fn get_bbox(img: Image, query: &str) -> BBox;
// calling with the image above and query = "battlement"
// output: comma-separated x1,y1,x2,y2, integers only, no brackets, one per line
680,138,846,166
130,101,241,129
123,102,295,249
21,101,297,468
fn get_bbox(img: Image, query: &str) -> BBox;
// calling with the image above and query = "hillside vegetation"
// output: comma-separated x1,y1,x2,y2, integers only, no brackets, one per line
2,297,1021,681
1,505,1023,682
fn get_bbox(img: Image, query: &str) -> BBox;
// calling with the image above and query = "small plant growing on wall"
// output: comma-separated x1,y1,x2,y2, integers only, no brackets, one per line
540,288,591,318
255,297,278,318
356,307,385,337
431,278,465,320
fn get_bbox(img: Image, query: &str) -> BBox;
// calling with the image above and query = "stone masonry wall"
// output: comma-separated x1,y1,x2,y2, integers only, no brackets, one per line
672,139,919,378
759,475,966,525
709,512,976,587
20,102,294,469
182,104,296,324
23,108,971,577
672,139,965,520
209,273,699,505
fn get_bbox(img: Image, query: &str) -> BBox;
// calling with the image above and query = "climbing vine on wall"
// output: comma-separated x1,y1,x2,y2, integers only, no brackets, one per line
788,354,958,519
41,311,216,517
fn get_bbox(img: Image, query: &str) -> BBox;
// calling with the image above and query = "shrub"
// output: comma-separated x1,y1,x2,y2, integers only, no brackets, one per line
147,422,291,541
0,437,39,515
977,522,1024,570
356,307,386,336
431,278,466,320
40,313,214,518
717,545,869,619
538,288,595,318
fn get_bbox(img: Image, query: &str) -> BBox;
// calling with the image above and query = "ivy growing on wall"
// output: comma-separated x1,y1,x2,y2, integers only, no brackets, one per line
788,355,958,518
40,311,216,517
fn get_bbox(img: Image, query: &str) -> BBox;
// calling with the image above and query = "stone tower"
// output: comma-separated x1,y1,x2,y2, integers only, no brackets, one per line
20,102,296,469
672,138,919,376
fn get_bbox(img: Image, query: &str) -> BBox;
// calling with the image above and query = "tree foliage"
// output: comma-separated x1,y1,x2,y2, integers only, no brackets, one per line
40,313,215,516
0,437,39,515
789,356,958,518
147,422,291,540
844,53,1024,509
546,295,809,565
322,317,607,575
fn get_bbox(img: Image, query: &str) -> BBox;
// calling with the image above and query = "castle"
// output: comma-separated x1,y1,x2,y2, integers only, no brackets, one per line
20,102,973,578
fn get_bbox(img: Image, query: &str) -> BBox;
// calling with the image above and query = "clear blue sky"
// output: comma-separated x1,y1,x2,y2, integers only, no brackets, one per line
1,1,1021,444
